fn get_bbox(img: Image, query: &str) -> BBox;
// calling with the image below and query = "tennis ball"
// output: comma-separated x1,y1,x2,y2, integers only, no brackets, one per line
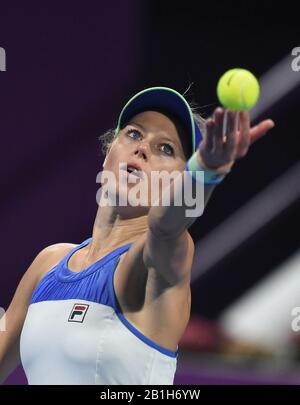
217,68,260,111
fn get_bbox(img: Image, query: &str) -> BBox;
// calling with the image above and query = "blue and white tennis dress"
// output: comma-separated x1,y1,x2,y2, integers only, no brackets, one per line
20,237,178,385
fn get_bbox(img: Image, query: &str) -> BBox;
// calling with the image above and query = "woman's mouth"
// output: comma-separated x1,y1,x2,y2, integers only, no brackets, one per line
120,162,144,180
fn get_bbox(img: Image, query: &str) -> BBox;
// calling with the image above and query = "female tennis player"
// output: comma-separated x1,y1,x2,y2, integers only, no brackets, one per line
0,87,274,385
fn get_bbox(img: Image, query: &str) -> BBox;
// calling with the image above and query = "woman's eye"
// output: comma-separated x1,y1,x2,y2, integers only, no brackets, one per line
125,128,141,140
160,143,174,156
125,128,174,156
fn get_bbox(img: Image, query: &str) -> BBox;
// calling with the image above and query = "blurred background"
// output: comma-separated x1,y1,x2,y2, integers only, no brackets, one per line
1,0,299,384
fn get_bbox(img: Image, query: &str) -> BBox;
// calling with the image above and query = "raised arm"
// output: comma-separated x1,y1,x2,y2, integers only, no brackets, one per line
148,108,275,235
144,108,274,284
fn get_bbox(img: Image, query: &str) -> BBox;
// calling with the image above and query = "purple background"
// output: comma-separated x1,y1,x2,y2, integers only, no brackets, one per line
0,2,141,301
1,1,299,385
1,0,141,385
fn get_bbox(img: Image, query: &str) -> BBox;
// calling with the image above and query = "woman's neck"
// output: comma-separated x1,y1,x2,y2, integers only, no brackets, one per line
87,205,148,258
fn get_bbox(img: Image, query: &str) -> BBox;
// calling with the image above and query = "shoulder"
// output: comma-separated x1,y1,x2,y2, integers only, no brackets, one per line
4,242,77,330
15,242,77,292
32,242,76,267
0,242,77,379
37,242,77,259
32,242,76,283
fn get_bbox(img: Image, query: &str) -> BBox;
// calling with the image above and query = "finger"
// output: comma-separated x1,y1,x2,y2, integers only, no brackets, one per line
236,111,251,158
213,107,225,132
223,110,239,152
207,107,225,152
203,118,215,151
212,108,225,148
249,119,275,144
225,110,239,138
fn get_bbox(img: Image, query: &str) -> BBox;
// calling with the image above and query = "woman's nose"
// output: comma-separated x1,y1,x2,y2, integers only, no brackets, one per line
134,144,148,160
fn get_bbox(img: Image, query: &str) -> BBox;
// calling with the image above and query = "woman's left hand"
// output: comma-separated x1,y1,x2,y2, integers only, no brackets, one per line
198,107,275,172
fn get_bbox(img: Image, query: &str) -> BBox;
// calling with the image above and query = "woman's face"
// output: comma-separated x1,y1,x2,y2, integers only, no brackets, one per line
101,110,188,213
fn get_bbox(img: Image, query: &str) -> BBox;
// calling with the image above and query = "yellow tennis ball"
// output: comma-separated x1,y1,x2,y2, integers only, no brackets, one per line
217,68,260,111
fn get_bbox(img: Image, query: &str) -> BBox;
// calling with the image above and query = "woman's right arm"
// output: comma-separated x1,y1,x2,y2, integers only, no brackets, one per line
0,243,74,384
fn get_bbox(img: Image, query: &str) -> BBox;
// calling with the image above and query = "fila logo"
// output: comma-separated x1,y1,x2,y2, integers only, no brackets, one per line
68,303,89,323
